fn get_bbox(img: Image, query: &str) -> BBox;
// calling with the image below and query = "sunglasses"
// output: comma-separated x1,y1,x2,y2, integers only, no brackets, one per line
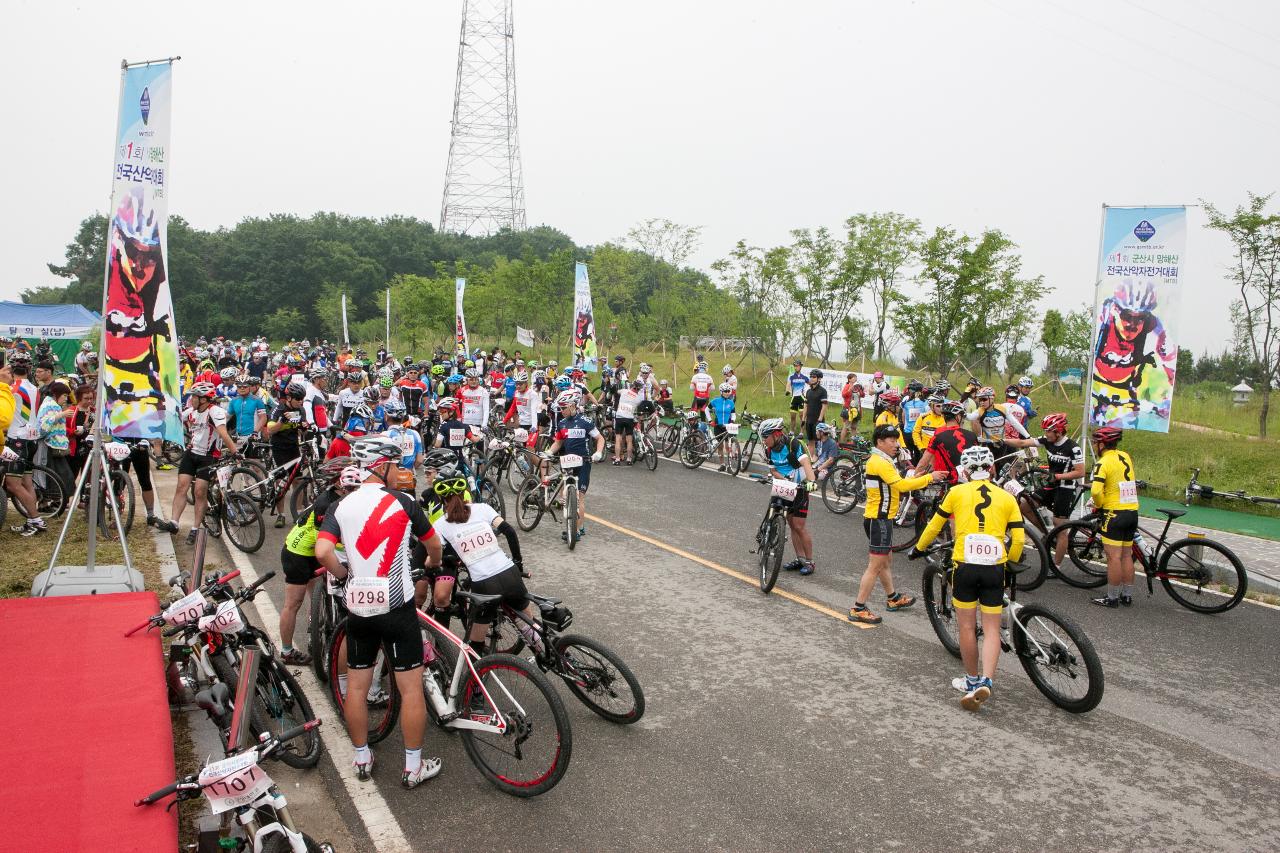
432,477,468,497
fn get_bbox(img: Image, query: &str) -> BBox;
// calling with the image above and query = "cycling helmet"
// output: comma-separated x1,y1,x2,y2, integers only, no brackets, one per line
852,382,864,393
339,466,365,489
759,417,785,436
437,396,458,412
532,369,547,381
639,362,651,373
873,371,884,380
352,403,374,420
350,435,402,469
218,367,238,381
976,386,995,399
570,367,585,378
383,400,407,420
8,350,32,367
601,367,614,378
319,456,354,483
512,427,529,443
1018,376,1034,389
658,379,668,387
1092,426,1124,445
463,359,475,368
879,390,901,406
464,368,480,380
432,466,468,497
810,369,824,379
423,448,459,470
527,360,540,369
1113,279,1157,313
1005,385,1020,398
81,341,92,352
282,382,305,401
927,393,945,405
722,365,732,375
935,379,951,392
248,376,262,386
308,366,327,380
941,401,966,419
191,382,217,399
960,445,996,476
815,422,832,435
430,364,446,377
446,373,463,385
907,379,923,392
514,372,529,383
362,386,381,403
554,376,572,390
719,381,734,394
548,360,559,368
697,361,708,372
1041,412,1068,433
555,389,582,409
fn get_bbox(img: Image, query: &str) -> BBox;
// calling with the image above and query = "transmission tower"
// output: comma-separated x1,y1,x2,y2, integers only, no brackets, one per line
439,0,526,235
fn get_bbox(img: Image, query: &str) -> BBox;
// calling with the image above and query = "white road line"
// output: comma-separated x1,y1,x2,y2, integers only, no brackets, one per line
216,537,414,853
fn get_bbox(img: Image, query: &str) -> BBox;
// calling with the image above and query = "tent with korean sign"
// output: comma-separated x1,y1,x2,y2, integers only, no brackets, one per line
0,301,101,369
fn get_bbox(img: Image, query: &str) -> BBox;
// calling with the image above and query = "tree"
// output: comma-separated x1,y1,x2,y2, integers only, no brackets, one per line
263,306,305,342
845,212,921,361
44,214,108,308
624,219,703,269
1005,350,1033,380
711,241,793,364
1204,193,1280,437
788,227,865,366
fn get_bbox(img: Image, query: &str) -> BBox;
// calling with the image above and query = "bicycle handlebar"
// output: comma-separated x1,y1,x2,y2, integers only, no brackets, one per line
126,569,245,637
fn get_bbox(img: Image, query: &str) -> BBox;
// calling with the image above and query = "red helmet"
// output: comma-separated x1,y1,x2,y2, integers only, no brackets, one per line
1092,426,1123,444
879,390,901,406
1041,413,1068,433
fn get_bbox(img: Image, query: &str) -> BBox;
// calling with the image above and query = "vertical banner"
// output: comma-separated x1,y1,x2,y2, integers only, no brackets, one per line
103,60,183,443
341,293,349,346
572,262,598,372
1088,206,1185,432
454,278,469,355
385,288,391,347
515,325,535,347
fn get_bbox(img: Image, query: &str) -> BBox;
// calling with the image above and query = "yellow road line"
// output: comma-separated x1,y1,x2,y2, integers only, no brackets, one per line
585,513,877,630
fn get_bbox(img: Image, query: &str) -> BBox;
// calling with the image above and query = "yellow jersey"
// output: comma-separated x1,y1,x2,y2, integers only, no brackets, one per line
864,450,931,519
918,478,1025,565
1090,449,1139,511
913,412,946,448
875,409,904,443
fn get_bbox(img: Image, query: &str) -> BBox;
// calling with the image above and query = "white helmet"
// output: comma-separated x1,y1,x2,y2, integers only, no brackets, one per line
555,389,581,410
759,417,785,435
350,436,403,469
219,367,238,381
722,365,732,375
719,381,734,394
1018,376,1034,389
960,445,996,478
339,466,366,489
639,362,651,373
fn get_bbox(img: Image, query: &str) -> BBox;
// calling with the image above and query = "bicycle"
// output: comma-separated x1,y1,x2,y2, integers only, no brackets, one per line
202,462,267,553
917,543,1105,713
631,425,660,472
0,458,68,528
819,436,870,514
659,407,702,459
514,454,584,550
136,720,334,853
1046,507,1247,613
700,423,743,474
1184,467,1280,508
748,474,796,594
735,412,763,477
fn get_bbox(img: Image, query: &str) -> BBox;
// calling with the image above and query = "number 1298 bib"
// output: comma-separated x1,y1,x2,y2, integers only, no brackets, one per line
345,576,391,617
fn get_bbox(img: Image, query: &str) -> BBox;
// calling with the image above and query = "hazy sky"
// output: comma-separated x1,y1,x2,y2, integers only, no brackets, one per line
5,0,1279,359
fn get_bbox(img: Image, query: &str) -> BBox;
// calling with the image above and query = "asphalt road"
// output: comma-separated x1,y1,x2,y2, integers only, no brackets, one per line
171,454,1280,852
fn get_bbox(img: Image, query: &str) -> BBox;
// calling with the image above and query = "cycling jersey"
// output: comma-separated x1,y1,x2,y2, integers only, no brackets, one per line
787,371,807,396
708,396,735,426
226,394,266,438
913,412,946,448
864,449,931,519
1039,435,1083,487
437,418,478,459
182,404,228,456
396,379,427,415
505,388,540,428
6,378,39,441
384,425,423,469
285,488,341,557
459,385,489,427
901,397,927,432
614,389,642,420
432,502,512,583
767,436,808,482
926,425,977,484
690,372,714,400
268,403,305,449
875,409,904,443
967,403,1029,444
554,415,599,458
1090,448,1139,511
918,478,1025,566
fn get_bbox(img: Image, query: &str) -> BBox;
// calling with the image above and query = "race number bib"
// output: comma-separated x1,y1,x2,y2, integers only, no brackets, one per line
199,751,274,815
1002,478,1024,497
163,589,208,627
560,454,583,469
462,401,481,422
449,428,465,447
345,576,391,617
216,467,232,489
397,434,415,456
771,478,798,500
1118,480,1138,504
726,423,740,437
963,533,1004,565
453,523,501,565
198,599,245,635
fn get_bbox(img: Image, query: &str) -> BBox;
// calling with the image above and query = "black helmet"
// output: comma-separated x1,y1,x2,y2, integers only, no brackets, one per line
810,369,824,379
285,382,307,400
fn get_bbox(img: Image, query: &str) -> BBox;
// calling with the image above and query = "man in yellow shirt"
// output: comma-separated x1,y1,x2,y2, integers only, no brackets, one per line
912,444,1024,711
911,394,947,452
1088,426,1140,608
874,389,905,444
849,424,946,625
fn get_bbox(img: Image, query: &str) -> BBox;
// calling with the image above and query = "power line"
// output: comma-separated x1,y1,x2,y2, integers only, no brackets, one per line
1117,0,1280,76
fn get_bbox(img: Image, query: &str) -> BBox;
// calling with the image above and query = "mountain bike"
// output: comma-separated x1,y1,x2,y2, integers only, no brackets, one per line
819,437,870,514
917,544,1104,713
0,458,68,526
735,412,763,476
515,454,584,550
1184,467,1280,508
632,426,659,471
1046,508,1247,613
659,407,702,459
202,463,266,553
136,721,334,853
748,474,795,594
698,424,743,474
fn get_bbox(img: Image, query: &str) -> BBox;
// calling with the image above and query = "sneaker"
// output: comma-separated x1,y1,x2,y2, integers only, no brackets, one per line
10,520,33,534
353,753,375,781
156,519,179,534
886,593,916,611
961,678,993,712
157,463,175,471
951,676,979,693
578,527,586,540
798,561,815,576
1091,596,1120,608
281,648,312,665
185,529,198,546
1119,595,1133,607
717,464,726,472
848,606,882,625
611,459,620,466
401,757,443,789
19,520,46,537
783,559,804,572
366,687,390,707
146,514,158,527
274,515,287,529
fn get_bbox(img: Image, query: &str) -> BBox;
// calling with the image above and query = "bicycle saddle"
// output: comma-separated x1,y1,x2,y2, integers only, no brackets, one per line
1157,508,1187,520
456,590,503,607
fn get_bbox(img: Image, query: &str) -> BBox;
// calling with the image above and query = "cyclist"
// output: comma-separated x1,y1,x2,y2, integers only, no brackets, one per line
707,381,737,472
327,403,373,461
635,362,656,401
216,366,240,400
786,360,807,429
1015,376,1036,419
1005,412,1084,569
849,423,945,624
721,364,738,398
901,380,927,461
433,397,482,466
874,390,905,445
758,417,819,576
314,435,444,789
226,379,267,442
1002,385,1029,437
396,365,428,419
544,389,605,541
4,352,44,536
261,382,311,528
689,361,714,416
656,379,673,415
802,369,828,453
916,402,978,484
157,382,239,545
1087,426,1139,607
811,423,839,480
869,370,889,418
612,379,644,465
502,372,540,448
966,386,1029,468
911,444,1025,711
337,368,364,426
912,393,947,454
382,400,422,471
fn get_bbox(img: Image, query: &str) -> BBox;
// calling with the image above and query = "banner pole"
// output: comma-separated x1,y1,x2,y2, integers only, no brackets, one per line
1080,203,1108,475
386,288,391,350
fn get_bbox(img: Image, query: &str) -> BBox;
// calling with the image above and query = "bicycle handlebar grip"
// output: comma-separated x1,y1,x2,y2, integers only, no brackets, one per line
215,569,241,585
163,624,187,638
244,571,277,594
124,617,156,637
136,780,180,806
276,719,322,746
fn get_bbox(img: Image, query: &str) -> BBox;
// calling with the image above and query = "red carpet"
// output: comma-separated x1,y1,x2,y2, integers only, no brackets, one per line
0,592,177,853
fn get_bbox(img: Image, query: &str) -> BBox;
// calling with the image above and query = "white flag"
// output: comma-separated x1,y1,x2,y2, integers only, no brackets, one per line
516,326,534,347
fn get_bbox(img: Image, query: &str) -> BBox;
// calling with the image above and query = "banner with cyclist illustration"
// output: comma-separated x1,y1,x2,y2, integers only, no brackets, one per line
1090,205,1185,433
103,60,184,444
572,262,598,372
455,277,469,356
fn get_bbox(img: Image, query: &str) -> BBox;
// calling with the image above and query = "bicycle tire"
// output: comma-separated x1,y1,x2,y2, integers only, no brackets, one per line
223,491,265,553
227,465,271,508
290,477,318,522
309,592,331,684
515,478,544,532
642,440,658,471
97,469,135,537
325,620,400,745
23,463,67,519
252,657,321,769
680,433,710,469
1012,525,1051,592
759,512,785,594
458,653,573,797
1158,538,1247,614
1049,520,1108,589
890,498,931,553
922,561,961,658
479,476,506,518
507,449,535,494
1013,603,1105,713
208,653,244,748
553,634,645,724
565,487,579,550
738,438,757,476
659,424,680,458
820,459,864,514
724,437,742,476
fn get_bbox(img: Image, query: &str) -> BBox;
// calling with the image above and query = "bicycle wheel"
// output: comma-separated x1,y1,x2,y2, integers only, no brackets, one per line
251,657,321,769
680,432,710,469
554,634,645,724
227,465,270,507
723,437,742,476
922,561,961,658
565,487,579,550
98,469,136,537
326,620,400,745
890,497,931,553
507,449,535,494
479,476,506,517
26,464,67,519
1158,538,1247,614
738,439,757,476
1049,520,1108,589
290,477,318,522
758,512,785,594
309,592,332,683
458,653,573,797
515,478,544,532
1013,604,1105,713
659,425,680,458
820,459,864,514
1012,525,1050,592
223,491,265,554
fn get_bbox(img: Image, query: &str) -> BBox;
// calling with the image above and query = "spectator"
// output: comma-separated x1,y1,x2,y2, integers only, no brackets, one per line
803,369,828,452
36,381,75,499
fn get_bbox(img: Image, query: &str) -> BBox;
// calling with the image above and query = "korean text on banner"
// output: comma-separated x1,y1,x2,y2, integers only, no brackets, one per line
572,262,598,372
515,326,535,347
795,367,906,410
1090,206,1185,432
103,61,183,444
455,278,469,356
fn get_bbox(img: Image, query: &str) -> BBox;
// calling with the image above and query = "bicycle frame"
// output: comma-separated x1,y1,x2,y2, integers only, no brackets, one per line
415,608,518,735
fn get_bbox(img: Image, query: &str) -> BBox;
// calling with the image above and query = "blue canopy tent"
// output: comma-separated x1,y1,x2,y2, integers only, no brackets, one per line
0,301,100,369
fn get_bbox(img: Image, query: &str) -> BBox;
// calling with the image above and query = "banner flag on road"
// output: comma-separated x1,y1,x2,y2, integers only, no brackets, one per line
455,278,469,355
516,325,534,347
341,292,349,346
1087,205,1185,432
102,59,183,444
571,262,598,372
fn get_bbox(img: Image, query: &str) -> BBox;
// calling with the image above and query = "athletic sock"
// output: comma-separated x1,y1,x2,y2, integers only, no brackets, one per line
1107,584,1120,601
354,744,371,764
404,748,421,774
338,674,348,697
1121,584,1133,597
854,601,867,611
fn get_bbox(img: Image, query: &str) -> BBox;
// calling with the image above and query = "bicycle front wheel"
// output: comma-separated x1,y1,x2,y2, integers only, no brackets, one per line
515,478,544,532
226,465,268,507
659,425,680,458
680,433,710,469
27,464,67,519
479,476,506,517
309,593,332,683
223,491,265,553
641,438,658,472
821,459,864,514
724,437,742,476
1014,603,1104,713
326,620,400,745
290,477,318,522
252,657,321,769
1049,520,1108,589
554,634,645,724
1158,538,1247,614
922,561,961,658
458,653,573,797
1012,525,1050,592
565,487,579,550
98,469,136,537
759,512,785,594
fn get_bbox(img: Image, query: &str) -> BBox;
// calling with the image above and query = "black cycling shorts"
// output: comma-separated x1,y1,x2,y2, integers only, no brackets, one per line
280,546,317,586
1099,508,1139,546
272,442,302,475
3,439,33,477
178,451,218,480
346,602,421,672
951,562,1005,614
785,486,809,519
864,516,892,554
789,395,805,412
692,397,709,412
470,566,531,614
124,443,153,492
803,420,819,441
613,417,635,436
1036,487,1076,519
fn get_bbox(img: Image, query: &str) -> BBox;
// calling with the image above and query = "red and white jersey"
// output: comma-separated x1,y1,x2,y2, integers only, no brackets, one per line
459,384,489,427
182,404,228,456
690,371,714,399
318,483,435,609
508,388,540,428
